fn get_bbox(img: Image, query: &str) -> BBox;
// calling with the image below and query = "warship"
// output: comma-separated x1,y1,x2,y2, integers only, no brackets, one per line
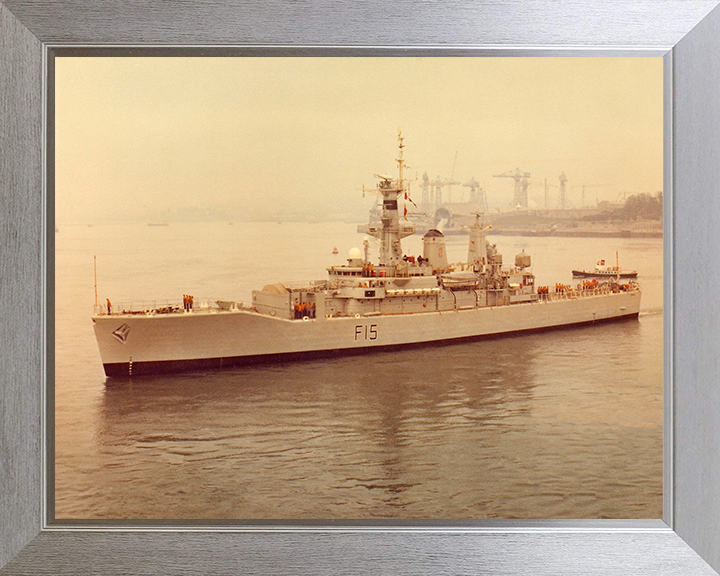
92,134,641,377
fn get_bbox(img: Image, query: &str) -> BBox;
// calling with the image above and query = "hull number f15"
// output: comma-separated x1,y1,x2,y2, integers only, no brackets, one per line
355,324,378,341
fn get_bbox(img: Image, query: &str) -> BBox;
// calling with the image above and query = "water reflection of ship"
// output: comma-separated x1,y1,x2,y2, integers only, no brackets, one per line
99,340,539,422
96,340,539,516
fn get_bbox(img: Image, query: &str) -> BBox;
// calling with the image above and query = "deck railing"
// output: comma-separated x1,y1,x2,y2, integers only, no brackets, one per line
95,282,639,315
95,297,245,316
539,283,639,303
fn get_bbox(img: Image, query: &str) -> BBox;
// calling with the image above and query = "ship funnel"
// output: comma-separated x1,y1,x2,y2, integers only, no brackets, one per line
422,229,448,270
515,249,531,269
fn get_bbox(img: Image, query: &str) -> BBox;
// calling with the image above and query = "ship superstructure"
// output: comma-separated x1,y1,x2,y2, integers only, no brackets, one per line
92,134,641,377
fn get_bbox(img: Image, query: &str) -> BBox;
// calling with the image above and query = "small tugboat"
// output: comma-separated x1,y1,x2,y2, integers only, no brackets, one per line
92,133,641,377
572,256,638,279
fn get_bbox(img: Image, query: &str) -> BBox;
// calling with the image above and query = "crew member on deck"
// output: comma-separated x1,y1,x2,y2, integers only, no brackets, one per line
106,298,111,315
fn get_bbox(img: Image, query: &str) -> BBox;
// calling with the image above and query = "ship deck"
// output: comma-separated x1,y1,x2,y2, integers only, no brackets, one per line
94,284,639,321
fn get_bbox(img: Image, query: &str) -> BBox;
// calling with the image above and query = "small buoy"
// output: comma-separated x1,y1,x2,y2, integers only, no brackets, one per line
332,246,339,254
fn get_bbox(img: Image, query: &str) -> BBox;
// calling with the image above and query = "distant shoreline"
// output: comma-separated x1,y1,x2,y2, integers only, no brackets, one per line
487,228,662,238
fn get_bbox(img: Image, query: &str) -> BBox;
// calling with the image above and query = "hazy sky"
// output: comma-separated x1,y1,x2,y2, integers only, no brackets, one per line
55,57,663,223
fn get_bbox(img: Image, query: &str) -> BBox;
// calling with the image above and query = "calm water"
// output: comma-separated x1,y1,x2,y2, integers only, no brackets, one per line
54,222,663,519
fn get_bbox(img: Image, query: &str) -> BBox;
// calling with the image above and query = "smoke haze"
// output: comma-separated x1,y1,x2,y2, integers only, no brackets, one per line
55,57,663,224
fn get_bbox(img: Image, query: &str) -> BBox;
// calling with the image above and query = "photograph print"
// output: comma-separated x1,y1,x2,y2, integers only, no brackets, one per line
54,56,663,520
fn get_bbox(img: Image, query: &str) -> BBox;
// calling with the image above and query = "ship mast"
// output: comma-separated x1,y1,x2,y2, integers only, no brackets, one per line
466,212,491,271
365,131,414,267
397,131,405,185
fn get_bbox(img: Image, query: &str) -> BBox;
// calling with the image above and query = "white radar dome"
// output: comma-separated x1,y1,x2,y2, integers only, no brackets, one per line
348,247,362,259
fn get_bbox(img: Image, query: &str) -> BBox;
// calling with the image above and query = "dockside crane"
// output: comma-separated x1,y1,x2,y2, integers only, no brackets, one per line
558,171,569,209
432,176,460,209
494,168,530,208
571,183,613,207
542,177,558,209
529,179,558,209
463,177,487,212
420,171,431,214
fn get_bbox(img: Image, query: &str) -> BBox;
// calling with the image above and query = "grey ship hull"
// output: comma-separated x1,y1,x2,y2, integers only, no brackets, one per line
93,290,640,378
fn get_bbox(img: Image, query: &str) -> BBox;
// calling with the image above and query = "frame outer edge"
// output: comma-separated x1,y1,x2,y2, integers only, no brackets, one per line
672,3,720,573
1,0,719,46
0,1,43,570
0,0,719,574
2,531,720,576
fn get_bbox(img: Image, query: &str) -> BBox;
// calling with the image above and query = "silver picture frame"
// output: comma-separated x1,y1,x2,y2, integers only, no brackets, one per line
2,1,719,574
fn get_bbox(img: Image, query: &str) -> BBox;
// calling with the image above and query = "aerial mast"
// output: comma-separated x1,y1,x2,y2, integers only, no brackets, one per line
94,255,98,312
363,131,415,267
397,130,405,184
